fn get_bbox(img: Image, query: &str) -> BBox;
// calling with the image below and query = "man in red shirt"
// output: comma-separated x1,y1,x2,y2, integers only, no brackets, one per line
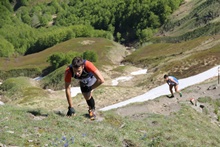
65,57,104,120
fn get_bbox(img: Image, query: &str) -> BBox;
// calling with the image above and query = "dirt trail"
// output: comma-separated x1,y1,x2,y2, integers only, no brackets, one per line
116,77,220,120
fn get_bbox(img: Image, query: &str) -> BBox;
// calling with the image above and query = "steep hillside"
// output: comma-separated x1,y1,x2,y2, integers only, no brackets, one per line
1,77,220,146
0,0,183,57
0,37,127,79
1,1,220,146
124,35,220,90
0,37,127,70
158,0,220,41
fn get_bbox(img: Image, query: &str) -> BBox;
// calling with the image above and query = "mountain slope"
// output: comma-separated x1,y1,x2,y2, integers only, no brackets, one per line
158,0,220,41
1,78,220,146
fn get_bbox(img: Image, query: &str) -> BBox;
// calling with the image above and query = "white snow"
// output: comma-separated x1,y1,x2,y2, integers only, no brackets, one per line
131,69,147,75
0,101,4,106
70,87,81,97
62,87,81,97
100,65,220,111
112,76,133,86
0,82,5,105
33,76,43,81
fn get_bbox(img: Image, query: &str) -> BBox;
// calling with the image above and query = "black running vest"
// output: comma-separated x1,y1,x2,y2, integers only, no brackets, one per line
69,60,94,84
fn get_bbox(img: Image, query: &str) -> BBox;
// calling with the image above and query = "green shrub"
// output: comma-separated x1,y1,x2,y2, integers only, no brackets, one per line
40,66,68,90
217,115,220,122
82,50,98,62
0,36,15,57
47,51,82,69
197,96,212,103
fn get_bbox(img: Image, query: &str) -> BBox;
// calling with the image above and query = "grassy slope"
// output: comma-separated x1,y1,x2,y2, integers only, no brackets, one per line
0,77,49,104
125,35,220,77
160,0,220,37
1,103,220,146
1,1,220,146
0,37,121,71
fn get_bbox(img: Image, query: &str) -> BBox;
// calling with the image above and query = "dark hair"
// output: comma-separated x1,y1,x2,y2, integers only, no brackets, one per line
164,74,168,79
72,57,84,68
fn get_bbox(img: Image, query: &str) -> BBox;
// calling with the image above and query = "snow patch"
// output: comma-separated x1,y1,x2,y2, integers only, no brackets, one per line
33,76,43,81
100,65,219,111
63,87,81,97
70,87,81,97
0,101,4,106
131,69,147,75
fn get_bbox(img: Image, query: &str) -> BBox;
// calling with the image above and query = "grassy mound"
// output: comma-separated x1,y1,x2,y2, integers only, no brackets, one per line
0,77,48,104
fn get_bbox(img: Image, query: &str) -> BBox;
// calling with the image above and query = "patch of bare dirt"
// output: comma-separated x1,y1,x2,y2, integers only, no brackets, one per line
107,42,130,64
115,77,220,122
79,40,95,45
171,0,194,20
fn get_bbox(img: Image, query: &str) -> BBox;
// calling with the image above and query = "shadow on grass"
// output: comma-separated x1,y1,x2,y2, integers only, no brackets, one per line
54,111,66,117
83,113,90,119
28,110,48,117
166,95,175,99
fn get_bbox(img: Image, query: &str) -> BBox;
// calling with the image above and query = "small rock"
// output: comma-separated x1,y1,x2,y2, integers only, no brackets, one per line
6,130,14,134
120,123,126,128
123,139,136,147
207,85,217,90
200,105,205,109
163,104,167,107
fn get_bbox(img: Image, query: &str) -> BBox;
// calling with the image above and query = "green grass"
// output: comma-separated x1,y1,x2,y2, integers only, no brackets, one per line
162,0,220,37
0,37,118,71
0,37,124,89
165,45,220,78
198,96,212,103
125,35,220,79
125,36,210,66
1,104,220,146
0,77,48,103
198,96,220,115
111,65,128,73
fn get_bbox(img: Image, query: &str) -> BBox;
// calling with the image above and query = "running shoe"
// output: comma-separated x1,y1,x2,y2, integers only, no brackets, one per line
167,95,174,98
88,109,96,120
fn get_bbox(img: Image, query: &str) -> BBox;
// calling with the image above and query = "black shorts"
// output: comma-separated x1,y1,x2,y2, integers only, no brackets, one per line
80,76,97,93
80,84,92,93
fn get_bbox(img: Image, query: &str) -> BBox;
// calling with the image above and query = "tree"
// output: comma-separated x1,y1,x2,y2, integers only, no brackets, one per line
0,36,15,57
47,51,82,69
47,52,65,69
138,28,154,44
82,50,98,62
20,0,29,6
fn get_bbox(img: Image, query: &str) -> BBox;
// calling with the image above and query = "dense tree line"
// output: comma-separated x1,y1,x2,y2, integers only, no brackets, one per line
0,0,183,57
